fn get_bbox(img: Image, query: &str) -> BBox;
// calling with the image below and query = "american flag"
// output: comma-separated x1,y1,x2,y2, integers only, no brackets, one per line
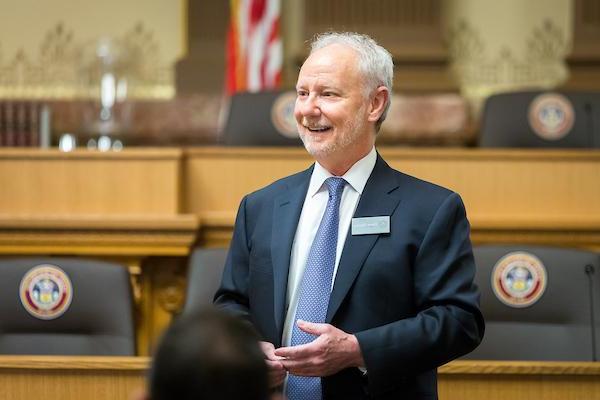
226,0,282,95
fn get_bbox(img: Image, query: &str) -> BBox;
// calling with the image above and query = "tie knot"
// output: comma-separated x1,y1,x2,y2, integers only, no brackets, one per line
325,177,346,198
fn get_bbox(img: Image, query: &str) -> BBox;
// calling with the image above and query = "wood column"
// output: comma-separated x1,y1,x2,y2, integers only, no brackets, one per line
565,0,600,90
175,0,229,94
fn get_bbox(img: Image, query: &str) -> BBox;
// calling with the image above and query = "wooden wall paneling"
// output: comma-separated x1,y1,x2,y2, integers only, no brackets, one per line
183,147,600,250
183,147,314,247
300,0,456,92
570,0,600,59
565,0,600,90
175,0,229,94
304,0,444,56
184,147,313,221
361,150,600,250
182,147,600,222
381,150,600,221
0,149,182,216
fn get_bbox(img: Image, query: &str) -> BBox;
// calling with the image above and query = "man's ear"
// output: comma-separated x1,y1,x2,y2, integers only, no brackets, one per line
367,86,389,123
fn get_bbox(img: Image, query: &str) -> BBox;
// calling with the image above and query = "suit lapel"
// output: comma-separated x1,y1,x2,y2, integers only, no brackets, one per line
326,156,403,322
271,168,312,338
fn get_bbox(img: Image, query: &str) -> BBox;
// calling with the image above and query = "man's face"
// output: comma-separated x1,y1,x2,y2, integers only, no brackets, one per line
294,44,373,162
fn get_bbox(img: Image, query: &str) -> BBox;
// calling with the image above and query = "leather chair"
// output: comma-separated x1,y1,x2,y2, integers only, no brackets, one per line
221,91,302,146
182,248,228,315
479,91,600,148
0,258,136,355
463,245,600,361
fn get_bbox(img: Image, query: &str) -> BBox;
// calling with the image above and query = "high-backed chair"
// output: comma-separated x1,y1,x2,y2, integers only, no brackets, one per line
0,258,136,355
463,245,600,361
221,91,302,146
182,248,228,315
479,91,600,148
378,94,473,145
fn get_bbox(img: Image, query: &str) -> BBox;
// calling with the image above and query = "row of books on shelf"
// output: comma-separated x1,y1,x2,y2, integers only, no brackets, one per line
0,101,51,147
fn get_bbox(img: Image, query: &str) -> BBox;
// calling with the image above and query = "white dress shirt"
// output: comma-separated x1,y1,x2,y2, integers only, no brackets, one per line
281,146,377,346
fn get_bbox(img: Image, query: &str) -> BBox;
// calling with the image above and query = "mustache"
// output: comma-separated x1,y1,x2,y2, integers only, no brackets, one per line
301,118,331,130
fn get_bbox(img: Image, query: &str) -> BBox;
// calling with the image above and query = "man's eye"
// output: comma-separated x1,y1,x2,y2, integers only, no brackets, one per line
297,91,308,97
322,92,336,97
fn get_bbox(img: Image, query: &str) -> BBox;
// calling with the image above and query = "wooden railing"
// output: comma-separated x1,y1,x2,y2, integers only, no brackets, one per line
1,356,599,400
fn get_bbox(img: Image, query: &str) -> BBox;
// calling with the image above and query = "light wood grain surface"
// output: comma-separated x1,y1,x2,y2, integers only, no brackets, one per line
1,357,598,400
0,148,183,216
183,147,600,249
0,356,148,400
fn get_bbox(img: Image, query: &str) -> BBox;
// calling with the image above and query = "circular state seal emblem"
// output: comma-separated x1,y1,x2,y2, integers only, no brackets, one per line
271,91,299,139
19,264,73,320
491,252,547,308
528,93,575,141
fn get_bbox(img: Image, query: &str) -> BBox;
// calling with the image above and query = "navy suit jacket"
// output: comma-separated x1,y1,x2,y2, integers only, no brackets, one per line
215,154,484,399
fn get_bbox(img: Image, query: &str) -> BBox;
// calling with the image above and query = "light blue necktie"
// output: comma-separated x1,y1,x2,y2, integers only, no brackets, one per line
286,176,346,400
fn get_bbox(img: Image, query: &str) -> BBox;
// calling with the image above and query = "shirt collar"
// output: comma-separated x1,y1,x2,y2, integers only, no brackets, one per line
308,146,377,197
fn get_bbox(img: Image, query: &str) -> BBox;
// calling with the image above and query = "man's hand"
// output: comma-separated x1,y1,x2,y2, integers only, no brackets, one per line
259,341,287,388
273,320,365,377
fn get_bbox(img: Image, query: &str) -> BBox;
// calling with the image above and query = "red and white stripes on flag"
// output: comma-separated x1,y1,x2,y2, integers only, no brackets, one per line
226,0,282,95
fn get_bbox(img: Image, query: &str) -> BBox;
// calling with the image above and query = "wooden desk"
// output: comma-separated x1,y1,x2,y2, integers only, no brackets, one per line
184,147,600,250
439,360,600,400
0,357,598,400
0,356,148,400
0,148,182,215
4,147,598,251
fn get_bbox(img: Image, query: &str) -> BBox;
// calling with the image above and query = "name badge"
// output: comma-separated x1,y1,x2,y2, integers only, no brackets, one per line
351,216,390,235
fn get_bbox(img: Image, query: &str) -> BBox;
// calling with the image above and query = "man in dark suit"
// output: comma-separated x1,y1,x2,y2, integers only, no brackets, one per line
215,32,484,400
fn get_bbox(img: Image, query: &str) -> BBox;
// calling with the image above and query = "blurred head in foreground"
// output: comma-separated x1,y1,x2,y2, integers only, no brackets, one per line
142,309,269,400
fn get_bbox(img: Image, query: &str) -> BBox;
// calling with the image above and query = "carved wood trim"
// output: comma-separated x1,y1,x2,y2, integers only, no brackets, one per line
0,356,150,370
198,213,600,252
0,357,597,376
440,360,600,376
0,215,198,256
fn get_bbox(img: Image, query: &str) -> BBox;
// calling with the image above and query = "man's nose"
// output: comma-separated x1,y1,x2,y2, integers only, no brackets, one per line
298,94,321,117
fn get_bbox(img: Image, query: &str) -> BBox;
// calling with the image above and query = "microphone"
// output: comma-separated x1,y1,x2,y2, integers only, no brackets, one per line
585,264,597,361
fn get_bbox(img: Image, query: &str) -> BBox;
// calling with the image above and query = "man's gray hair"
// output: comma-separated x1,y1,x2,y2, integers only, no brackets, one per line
309,32,394,131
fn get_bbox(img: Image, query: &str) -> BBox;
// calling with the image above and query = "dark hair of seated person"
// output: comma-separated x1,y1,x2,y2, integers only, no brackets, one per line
149,308,269,400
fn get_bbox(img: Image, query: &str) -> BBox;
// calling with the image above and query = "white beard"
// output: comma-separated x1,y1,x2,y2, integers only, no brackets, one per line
298,103,368,158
